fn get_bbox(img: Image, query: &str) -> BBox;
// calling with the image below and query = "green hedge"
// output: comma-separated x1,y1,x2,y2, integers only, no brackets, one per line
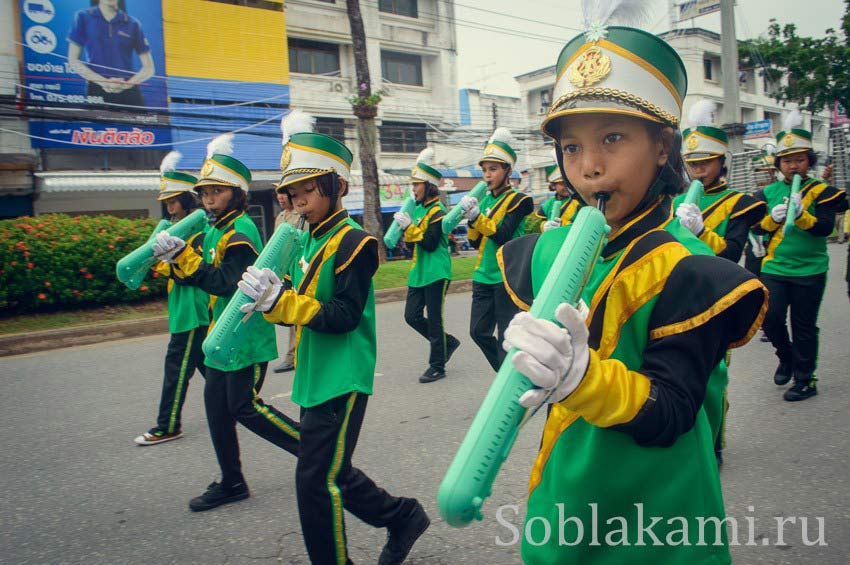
0,214,167,314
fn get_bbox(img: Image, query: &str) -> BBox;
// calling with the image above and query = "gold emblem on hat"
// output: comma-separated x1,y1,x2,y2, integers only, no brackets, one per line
159,178,168,191
484,144,496,155
686,135,699,151
569,46,612,88
201,160,214,177
783,134,796,148
280,146,292,170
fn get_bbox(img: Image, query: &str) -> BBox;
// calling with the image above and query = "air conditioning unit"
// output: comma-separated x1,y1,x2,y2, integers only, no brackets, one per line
329,81,346,93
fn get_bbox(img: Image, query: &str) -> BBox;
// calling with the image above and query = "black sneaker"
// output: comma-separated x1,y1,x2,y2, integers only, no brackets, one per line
784,380,818,402
379,499,430,565
419,367,446,384
715,450,723,469
273,361,294,373
189,481,250,512
773,362,793,386
445,336,461,364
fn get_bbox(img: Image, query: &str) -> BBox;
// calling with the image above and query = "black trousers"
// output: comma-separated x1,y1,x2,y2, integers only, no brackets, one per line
761,273,827,380
296,392,406,564
203,362,300,486
155,326,207,433
404,279,455,370
470,281,519,371
743,243,762,278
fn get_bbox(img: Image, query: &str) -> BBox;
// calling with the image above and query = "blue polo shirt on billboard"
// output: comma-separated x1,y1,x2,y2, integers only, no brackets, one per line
67,6,149,79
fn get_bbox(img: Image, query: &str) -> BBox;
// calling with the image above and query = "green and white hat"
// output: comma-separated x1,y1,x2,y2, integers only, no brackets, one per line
682,99,728,162
480,127,518,167
546,164,564,183
752,152,775,171
776,109,812,157
276,110,352,190
195,133,252,193
410,147,442,185
157,151,198,201
541,12,688,140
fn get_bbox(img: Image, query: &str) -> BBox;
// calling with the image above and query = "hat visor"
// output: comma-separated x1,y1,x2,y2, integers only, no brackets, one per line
684,153,724,163
157,191,184,201
775,147,811,158
542,99,665,139
275,170,333,192
194,178,242,191
479,157,512,167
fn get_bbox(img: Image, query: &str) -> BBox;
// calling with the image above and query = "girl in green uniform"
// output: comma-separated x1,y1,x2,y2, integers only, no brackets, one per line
753,110,849,401
496,12,767,563
152,135,300,512
237,111,429,565
535,159,580,232
134,151,209,446
394,148,460,383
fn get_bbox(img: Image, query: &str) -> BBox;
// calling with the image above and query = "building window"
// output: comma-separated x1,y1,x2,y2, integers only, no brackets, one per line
316,117,346,143
381,51,423,86
765,111,781,136
763,75,780,96
703,59,713,81
289,38,340,75
379,0,417,17
380,121,426,153
204,0,284,11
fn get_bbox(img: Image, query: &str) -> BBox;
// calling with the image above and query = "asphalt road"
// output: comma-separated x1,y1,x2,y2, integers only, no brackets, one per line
1,245,848,564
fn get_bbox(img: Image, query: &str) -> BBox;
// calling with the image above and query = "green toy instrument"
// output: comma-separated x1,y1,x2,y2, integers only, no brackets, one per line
437,202,611,528
683,178,704,206
202,223,303,368
383,195,417,249
442,181,488,235
115,209,206,290
784,174,802,234
548,199,564,222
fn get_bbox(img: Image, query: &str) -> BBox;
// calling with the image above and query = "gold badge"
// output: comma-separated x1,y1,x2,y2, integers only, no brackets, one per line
569,46,612,88
783,134,796,148
159,178,168,192
484,144,496,155
201,160,215,177
686,135,699,151
280,146,292,170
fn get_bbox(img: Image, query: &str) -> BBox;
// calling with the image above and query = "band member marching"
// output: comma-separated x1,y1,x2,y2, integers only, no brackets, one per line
535,154,580,232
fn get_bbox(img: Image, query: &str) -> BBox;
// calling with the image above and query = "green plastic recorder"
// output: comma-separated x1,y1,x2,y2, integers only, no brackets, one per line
683,178,704,206
202,222,303,368
442,181,488,235
115,209,206,290
548,199,563,222
784,174,802,234
383,195,417,249
437,204,610,528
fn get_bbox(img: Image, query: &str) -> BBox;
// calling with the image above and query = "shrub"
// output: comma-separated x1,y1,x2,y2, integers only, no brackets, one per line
0,214,168,314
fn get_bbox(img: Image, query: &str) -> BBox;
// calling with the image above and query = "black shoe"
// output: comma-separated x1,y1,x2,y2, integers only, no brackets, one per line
445,336,460,364
773,362,793,386
189,481,250,512
273,361,294,373
715,450,723,469
784,379,818,402
379,499,430,565
419,367,446,384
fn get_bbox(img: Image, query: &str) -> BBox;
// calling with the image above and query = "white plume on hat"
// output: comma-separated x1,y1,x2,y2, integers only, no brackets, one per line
582,0,650,41
416,147,435,165
783,109,804,132
281,109,316,146
688,99,717,128
206,133,234,159
159,150,182,174
488,127,514,146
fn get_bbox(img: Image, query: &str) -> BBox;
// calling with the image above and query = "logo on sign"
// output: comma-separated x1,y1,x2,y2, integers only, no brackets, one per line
23,0,55,24
25,25,56,54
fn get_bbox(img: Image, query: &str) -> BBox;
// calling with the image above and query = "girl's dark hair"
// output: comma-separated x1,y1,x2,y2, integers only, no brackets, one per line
315,172,348,199
423,182,440,199
229,187,249,211
645,122,687,195
775,150,817,171
91,0,127,11
174,191,200,213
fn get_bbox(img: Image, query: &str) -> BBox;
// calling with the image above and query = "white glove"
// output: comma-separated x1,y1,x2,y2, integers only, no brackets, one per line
770,203,788,224
503,303,591,409
676,203,704,235
393,211,412,230
151,231,186,262
748,233,766,258
238,266,283,313
542,219,562,232
790,192,803,219
459,196,480,221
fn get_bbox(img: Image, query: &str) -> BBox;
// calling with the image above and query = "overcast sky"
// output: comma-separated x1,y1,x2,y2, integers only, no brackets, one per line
455,0,846,97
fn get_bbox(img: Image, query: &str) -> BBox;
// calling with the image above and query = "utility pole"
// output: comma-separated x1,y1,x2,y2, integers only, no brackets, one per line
720,0,745,152
492,102,497,130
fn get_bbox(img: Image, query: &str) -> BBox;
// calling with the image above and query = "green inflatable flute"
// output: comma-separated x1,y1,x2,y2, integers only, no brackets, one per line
784,174,802,234
202,222,303,368
437,196,611,528
442,181,488,235
383,195,417,249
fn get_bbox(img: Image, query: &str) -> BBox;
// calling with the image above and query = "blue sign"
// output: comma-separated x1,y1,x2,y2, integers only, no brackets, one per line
744,119,772,139
20,0,170,148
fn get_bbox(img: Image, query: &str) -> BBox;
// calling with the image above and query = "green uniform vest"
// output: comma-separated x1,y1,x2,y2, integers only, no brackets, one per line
522,225,729,565
165,230,211,334
408,200,452,287
673,184,738,238
472,188,526,285
290,216,376,408
204,213,278,372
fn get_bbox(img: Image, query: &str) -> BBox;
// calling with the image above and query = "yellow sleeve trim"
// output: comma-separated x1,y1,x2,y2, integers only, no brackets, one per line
559,349,652,428
699,227,727,255
225,240,259,255
760,215,781,232
817,189,844,206
152,261,171,277
262,289,322,326
403,224,425,243
335,235,375,275
730,200,765,221
172,245,203,278
496,245,530,311
649,278,766,343
472,213,498,236
794,210,817,230
505,194,529,214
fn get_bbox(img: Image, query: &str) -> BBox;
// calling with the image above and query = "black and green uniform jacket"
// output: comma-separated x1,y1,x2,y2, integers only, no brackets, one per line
403,197,452,287
534,196,581,228
468,185,533,284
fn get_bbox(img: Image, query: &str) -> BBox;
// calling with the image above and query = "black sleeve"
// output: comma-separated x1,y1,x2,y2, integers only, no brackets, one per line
418,210,446,252
802,186,847,237
750,189,771,236
184,236,257,297
612,255,766,447
490,195,534,246
717,197,763,262
306,232,378,334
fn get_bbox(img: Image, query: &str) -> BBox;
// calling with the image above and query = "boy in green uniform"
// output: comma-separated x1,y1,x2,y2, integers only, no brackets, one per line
460,127,533,370
535,160,580,232
394,148,460,383
134,151,210,446
152,134,300,511
753,110,849,400
238,111,428,565
497,13,767,562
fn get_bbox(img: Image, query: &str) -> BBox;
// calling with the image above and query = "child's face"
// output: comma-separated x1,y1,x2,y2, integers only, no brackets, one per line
778,152,811,182
686,157,723,186
276,191,293,211
550,180,569,199
412,182,427,201
165,197,186,219
557,114,670,230
197,185,234,217
286,178,339,224
481,162,509,190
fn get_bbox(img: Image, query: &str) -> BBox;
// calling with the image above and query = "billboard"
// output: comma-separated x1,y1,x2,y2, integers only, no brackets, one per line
744,119,772,140
678,0,721,21
19,0,171,147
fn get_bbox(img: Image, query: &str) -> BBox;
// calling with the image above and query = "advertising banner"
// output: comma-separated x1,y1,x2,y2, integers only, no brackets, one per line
678,0,721,21
744,119,772,139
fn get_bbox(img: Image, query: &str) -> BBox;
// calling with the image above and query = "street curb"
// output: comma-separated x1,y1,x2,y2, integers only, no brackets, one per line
0,280,474,357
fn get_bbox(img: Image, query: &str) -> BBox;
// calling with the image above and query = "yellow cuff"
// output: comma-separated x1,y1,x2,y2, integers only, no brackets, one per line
262,289,322,326
152,261,171,277
760,215,781,232
795,210,817,230
467,226,481,241
472,213,497,237
172,245,203,278
699,228,727,255
403,224,424,243
559,349,652,428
